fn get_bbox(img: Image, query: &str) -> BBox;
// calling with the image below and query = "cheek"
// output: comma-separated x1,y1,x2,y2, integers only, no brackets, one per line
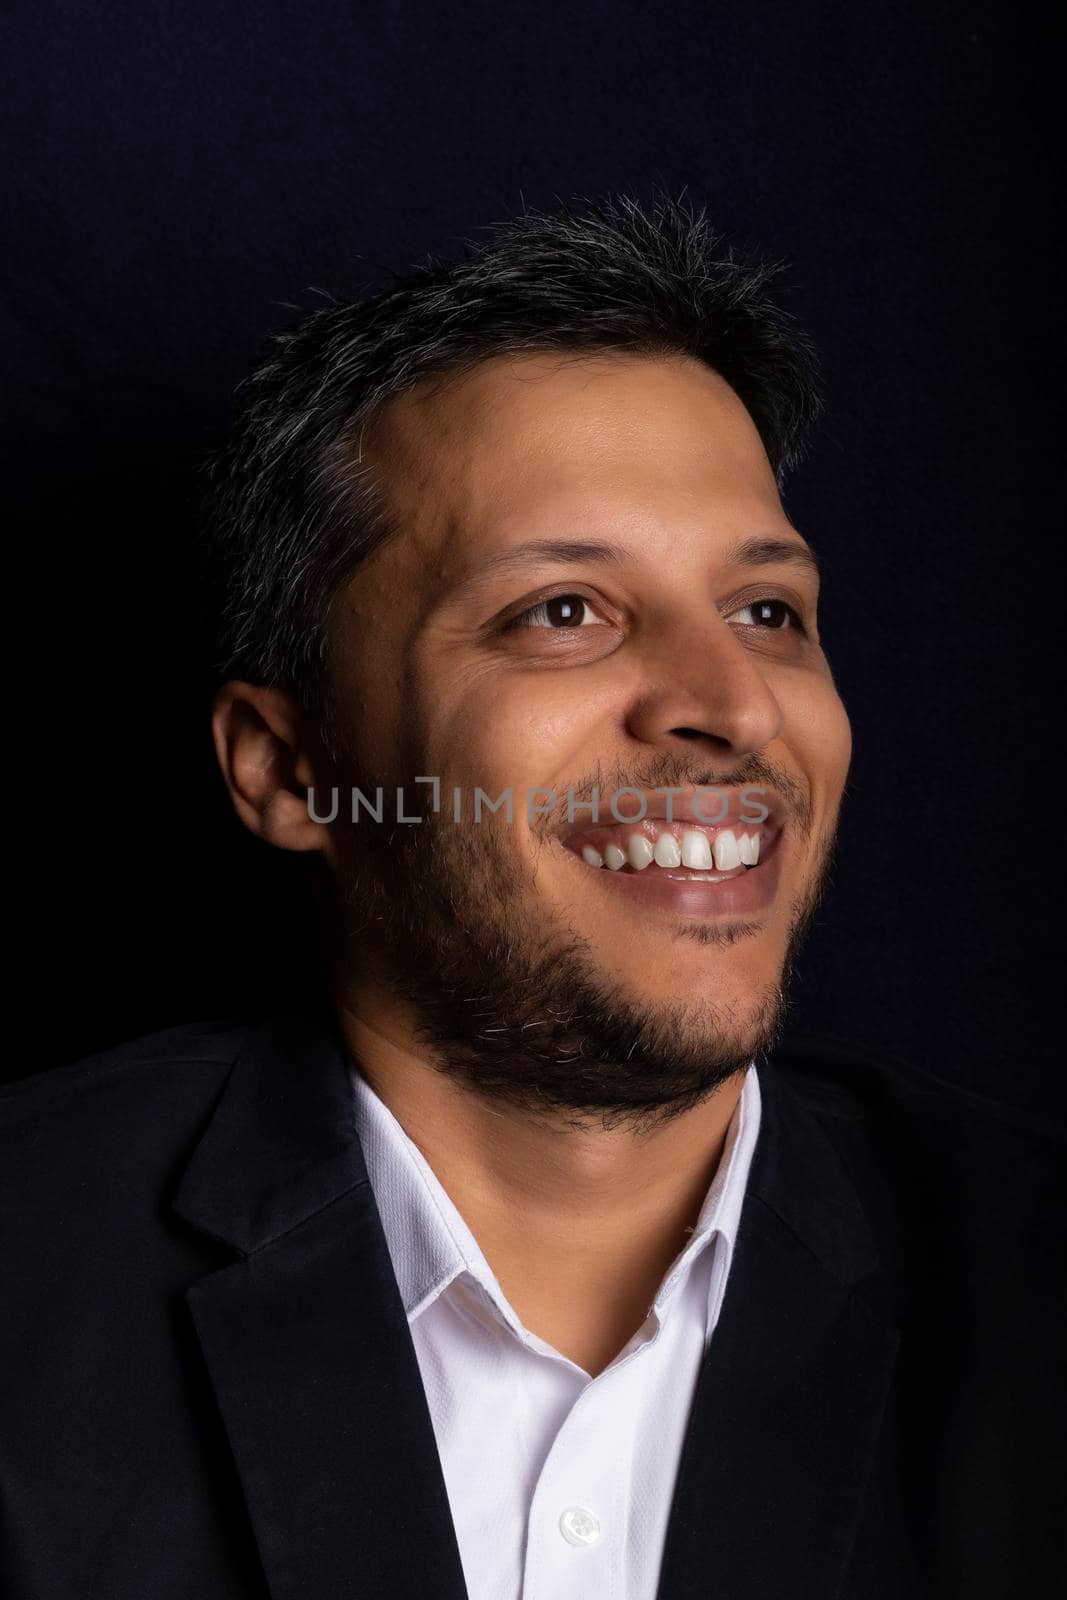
426,668,615,794
783,678,852,804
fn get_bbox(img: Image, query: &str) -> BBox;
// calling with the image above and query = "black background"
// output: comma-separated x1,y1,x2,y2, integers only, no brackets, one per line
2,2,1059,1111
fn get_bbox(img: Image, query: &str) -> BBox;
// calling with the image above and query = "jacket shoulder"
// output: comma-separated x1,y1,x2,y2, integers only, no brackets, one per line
0,1017,253,1108
768,1030,1064,1151
0,1019,261,1229
766,1032,1065,1288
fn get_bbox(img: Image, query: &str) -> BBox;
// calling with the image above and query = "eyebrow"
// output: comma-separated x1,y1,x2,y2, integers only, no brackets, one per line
450,531,820,590
457,538,630,583
723,535,821,582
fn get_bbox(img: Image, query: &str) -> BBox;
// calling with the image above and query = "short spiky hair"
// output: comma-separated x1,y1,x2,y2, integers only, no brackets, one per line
205,191,822,719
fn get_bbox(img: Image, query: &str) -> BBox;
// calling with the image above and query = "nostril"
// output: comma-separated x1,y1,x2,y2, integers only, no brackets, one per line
669,728,733,747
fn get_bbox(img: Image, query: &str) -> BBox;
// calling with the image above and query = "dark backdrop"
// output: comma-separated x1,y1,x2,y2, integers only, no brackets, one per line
2,2,1059,1113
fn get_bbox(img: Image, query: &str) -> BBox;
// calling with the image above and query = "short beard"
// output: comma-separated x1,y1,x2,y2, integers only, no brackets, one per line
334,766,836,1134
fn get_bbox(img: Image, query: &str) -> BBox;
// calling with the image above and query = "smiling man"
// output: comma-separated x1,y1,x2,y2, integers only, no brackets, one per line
2,195,1061,1600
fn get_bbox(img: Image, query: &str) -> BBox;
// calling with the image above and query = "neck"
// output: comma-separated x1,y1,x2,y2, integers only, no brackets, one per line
336,983,747,1376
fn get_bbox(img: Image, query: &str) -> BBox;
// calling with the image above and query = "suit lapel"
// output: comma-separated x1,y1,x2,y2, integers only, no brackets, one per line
171,1012,469,1600
656,1061,900,1600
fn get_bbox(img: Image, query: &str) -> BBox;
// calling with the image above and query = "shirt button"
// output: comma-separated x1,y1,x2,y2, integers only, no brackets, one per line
559,1506,601,1547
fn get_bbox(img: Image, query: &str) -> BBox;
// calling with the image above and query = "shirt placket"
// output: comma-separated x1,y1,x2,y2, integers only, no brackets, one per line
522,1362,635,1600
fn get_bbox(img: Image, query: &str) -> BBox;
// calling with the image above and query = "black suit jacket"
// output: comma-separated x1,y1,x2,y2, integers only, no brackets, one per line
1,1011,1062,1599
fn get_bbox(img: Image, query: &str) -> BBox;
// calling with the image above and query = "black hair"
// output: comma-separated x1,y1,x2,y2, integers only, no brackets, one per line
204,190,822,724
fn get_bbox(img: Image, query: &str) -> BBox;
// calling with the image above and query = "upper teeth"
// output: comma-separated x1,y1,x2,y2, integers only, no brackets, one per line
653,833,681,868
628,835,655,870
579,827,761,874
737,832,759,867
681,830,713,869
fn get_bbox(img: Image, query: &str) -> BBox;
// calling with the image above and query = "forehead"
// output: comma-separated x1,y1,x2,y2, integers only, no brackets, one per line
364,350,786,578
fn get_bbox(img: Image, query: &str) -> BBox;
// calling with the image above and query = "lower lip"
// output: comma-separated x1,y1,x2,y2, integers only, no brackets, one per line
562,845,783,917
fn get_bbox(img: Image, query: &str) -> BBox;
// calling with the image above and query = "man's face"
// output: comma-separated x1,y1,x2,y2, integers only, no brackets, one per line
323,351,851,1123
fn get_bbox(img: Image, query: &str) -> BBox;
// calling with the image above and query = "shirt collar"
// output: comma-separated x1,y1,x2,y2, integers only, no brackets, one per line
351,1062,762,1342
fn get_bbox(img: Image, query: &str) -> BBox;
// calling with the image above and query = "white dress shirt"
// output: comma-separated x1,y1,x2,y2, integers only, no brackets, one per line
349,1063,762,1600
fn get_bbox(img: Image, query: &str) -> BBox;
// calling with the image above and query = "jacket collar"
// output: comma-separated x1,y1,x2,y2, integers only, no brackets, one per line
172,1008,369,1257
171,1009,897,1600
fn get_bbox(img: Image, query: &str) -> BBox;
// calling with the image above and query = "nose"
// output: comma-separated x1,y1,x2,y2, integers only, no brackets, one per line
625,612,783,759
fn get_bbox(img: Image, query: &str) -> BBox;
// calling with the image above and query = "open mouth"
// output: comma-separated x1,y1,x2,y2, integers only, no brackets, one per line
560,819,780,882
549,788,789,917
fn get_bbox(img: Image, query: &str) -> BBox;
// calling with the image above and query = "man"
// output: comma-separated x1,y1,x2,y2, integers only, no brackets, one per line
1,194,1061,1599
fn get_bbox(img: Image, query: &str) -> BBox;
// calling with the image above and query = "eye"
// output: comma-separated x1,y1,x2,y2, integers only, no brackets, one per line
509,593,602,629
726,597,805,632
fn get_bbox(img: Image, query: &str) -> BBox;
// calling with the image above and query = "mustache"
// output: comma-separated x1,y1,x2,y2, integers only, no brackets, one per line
536,751,812,834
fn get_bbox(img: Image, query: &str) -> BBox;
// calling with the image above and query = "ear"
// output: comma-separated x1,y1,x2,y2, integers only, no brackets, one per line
211,681,339,859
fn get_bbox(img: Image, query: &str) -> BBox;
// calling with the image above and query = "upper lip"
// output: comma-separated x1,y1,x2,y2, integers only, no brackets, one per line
556,785,788,840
